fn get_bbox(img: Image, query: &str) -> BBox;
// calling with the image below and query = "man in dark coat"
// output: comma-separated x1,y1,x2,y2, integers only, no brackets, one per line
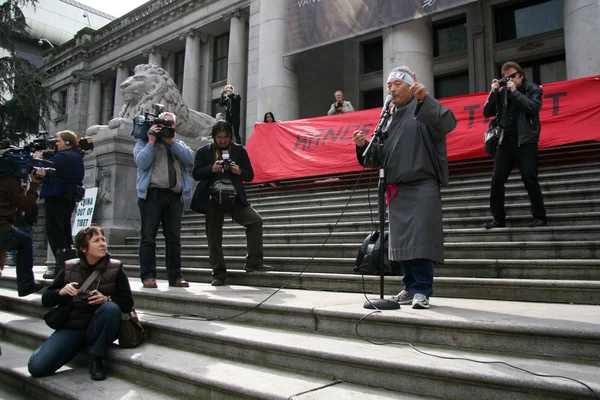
219,84,242,144
191,121,272,286
483,61,546,229
353,66,456,309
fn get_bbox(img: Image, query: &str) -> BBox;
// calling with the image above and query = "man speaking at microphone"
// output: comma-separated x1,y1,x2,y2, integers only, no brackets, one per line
352,66,456,309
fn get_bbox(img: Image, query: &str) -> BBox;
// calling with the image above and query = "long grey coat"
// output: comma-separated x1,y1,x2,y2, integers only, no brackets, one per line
358,96,457,264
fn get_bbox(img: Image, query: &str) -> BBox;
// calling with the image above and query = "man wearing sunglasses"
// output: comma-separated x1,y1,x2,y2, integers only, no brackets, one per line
483,61,546,229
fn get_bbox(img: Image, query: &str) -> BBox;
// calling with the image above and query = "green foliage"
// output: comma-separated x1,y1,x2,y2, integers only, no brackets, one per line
0,0,55,144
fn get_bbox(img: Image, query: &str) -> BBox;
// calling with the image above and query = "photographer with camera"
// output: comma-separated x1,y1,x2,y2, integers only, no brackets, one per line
134,111,194,289
483,61,546,229
0,161,45,296
191,121,272,287
28,225,134,381
327,90,355,116
219,84,242,144
40,130,85,280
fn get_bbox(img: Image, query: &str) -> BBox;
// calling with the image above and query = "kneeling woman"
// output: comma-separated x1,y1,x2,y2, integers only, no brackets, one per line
28,225,133,381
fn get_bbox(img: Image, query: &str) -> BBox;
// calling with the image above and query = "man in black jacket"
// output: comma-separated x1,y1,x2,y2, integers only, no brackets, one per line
483,61,546,229
218,84,242,144
191,121,272,286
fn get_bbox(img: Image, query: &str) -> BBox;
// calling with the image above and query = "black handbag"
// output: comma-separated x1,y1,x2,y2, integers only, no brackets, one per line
484,118,502,158
118,308,145,348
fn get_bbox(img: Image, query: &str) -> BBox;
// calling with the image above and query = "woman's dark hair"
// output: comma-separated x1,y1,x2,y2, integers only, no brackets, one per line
263,111,276,123
74,225,105,257
211,120,233,138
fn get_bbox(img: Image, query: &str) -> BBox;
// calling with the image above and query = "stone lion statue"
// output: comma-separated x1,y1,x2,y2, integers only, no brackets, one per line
86,64,215,140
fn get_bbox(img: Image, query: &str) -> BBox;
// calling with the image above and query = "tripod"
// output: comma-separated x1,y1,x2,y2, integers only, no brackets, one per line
361,103,400,310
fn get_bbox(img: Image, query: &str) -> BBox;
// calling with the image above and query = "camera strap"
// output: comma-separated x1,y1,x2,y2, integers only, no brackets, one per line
79,268,103,292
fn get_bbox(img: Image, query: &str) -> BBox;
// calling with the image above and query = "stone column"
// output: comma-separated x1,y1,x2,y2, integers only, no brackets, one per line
87,75,102,128
382,17,434,97
102,78,114,124
112,62,130,118
257,0,299,126
180,29,201,110
564,0,600,79
225,10,248,140
199,34,212,114
144,46,163,67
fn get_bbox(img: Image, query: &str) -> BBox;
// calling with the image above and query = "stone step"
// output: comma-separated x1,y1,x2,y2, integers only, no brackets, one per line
112,240,600,260
1,285,599,399
0,342,180,400
0,308,432,400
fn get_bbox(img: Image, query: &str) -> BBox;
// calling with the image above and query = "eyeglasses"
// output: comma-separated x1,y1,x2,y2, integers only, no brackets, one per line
215,136,231,141
504,72,518,80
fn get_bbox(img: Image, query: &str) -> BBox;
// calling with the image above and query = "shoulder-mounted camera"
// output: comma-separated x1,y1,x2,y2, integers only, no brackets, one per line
131,104,175,141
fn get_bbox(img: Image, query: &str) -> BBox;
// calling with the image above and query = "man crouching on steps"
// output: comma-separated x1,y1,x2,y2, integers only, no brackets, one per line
191,121,272,287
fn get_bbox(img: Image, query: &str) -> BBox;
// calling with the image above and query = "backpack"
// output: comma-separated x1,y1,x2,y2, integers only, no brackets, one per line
353,231,402,276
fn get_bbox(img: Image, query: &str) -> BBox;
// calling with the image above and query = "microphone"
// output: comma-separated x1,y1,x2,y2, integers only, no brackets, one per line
380,95,393,118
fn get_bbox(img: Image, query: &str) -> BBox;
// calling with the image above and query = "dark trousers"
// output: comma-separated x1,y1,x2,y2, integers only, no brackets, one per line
401,258,434,297
138,189,184,284
0,226,35,291
28,302,121,377
227,117,241,144
490,136,546,220
204,199,263,280
45,193,76,259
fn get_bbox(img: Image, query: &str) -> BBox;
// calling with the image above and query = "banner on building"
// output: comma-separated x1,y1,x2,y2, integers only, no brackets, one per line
285,0,477,55
246,75,600,183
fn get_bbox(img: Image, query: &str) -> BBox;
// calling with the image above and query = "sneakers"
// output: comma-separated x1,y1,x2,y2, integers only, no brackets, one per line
390,290,414,305
142,279,158,288
211,278,225,286
412,293,430,309
243,264,274,272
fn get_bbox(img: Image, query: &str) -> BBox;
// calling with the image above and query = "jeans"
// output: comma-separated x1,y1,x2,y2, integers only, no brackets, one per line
401,258,434,297
12,225,34,262
138,189,184,284
28,302,121,378
490,136,546,220
0,226,35,290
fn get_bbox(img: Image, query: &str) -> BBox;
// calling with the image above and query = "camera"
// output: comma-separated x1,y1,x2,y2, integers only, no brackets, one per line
0,139,56,181
218,150,232,173
73,290,92,303
498,77,510,86
131,104,175,141
336,102,343,108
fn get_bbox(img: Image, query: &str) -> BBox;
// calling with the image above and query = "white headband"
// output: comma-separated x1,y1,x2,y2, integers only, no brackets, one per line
387,71,414,87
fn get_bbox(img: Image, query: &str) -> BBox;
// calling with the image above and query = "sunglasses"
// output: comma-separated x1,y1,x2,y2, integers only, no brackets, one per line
504,72,518,79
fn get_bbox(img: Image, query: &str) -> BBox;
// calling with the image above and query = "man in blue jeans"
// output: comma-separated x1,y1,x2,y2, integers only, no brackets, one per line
0,162,44,297
133,112,195,289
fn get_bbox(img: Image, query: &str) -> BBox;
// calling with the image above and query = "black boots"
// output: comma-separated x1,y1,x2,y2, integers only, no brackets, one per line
43,247,77,280
89,357,107,381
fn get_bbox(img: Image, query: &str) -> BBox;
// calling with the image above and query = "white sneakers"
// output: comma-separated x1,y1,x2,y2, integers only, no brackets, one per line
411,293,430,309
391,290,430,309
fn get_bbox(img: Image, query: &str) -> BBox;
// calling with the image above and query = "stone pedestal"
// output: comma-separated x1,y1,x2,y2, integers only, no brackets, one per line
83,126,140,245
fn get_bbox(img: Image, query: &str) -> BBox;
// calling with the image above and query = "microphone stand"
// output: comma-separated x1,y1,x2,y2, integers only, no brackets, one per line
362,106,400,310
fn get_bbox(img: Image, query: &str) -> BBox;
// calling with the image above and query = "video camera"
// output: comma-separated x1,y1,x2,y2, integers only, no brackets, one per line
0,139,56,181
29,131,95,159
131,104,175,141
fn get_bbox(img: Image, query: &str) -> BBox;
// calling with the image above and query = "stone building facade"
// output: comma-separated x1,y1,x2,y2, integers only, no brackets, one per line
39,0,600,244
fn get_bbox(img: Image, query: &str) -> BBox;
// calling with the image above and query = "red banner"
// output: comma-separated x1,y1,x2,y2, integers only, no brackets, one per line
247,76,600,183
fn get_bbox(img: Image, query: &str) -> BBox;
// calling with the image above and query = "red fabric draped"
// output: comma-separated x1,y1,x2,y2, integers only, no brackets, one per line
246,75,600,183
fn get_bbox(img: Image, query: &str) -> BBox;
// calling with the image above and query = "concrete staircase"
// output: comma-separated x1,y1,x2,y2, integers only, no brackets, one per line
1,141,599,399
